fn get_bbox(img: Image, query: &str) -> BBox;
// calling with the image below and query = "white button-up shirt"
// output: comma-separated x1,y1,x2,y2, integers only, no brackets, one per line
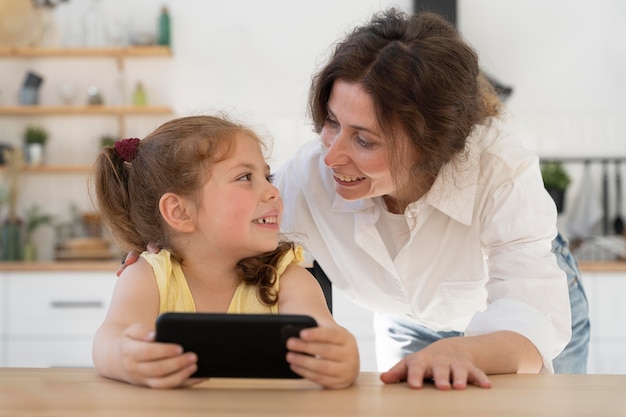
275,116,571,372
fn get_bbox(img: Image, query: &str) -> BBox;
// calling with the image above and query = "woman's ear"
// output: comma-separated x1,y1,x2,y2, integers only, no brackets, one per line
159,193,196,233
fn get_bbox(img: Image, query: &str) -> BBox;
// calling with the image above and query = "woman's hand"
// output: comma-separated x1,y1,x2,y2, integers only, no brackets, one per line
380,336,491,390
116,245,160,276
380,331,541,390
285,325,360,389
116,251,141,276
111,323,205,388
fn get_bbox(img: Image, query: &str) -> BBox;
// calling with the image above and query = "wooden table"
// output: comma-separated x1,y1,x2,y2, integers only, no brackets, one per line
1,368,625,416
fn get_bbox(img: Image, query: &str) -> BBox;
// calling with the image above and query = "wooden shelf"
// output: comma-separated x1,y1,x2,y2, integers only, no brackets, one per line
0,105,172,116
0,46,171,58
0,165,93,174
0,46,171,70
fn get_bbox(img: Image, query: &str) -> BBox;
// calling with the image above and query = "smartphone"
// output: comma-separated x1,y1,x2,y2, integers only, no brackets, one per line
155,312,317,378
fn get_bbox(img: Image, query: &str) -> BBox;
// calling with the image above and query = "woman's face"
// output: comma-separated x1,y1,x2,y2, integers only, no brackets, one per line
320,80,399,202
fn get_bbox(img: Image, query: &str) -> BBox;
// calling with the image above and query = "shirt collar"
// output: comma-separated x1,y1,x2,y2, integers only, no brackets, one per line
416,134,481,226
327,127,483,226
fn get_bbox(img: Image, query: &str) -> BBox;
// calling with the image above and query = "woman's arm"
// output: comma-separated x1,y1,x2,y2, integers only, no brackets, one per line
380,330,542,390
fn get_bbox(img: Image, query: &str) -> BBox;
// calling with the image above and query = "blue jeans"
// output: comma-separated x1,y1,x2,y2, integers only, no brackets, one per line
374,233,590,373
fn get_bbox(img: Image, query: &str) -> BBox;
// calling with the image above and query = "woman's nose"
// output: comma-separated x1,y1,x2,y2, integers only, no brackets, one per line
323,132,346,167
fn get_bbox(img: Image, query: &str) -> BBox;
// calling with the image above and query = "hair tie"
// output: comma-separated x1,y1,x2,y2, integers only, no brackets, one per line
114,138,140,162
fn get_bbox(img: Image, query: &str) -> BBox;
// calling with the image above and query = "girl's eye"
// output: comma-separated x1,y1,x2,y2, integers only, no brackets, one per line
237,173,253,181
266,173,275,183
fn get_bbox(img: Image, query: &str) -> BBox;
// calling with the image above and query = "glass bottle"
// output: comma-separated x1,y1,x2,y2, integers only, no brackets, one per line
84,0,107,47
133,82,147,106
157,6,171,46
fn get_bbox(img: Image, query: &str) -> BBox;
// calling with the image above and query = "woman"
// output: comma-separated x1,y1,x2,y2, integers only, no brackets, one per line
119,8,589,390
274,9,589,389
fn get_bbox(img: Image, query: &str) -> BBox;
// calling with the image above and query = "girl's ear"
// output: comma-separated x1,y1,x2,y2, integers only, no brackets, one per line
159,193,196,233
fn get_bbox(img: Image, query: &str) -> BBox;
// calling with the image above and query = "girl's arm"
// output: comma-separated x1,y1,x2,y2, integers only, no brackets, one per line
278,264,360,389
93,258,200,388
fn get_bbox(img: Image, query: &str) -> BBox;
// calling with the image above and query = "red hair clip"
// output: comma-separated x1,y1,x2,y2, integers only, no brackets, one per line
114,138,140,162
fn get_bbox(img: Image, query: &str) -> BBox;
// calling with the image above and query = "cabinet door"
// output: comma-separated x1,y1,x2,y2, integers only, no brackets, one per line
0,272,5,365
332,289,377,371
580,272,626,374
6,339,95,368
6,271,116,336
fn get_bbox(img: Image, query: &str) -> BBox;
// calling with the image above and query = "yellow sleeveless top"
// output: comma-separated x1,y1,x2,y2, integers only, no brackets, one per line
141,246,303,314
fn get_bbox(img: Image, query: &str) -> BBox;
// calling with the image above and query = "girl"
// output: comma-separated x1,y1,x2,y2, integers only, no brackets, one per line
91,115,359,389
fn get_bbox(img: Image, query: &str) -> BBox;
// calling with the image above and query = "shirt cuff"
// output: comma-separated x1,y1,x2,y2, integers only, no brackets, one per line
464,298,569,374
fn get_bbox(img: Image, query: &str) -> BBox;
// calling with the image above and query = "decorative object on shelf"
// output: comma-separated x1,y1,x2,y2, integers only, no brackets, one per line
0,147,25,261
31,0,69,48
83,0,106,47
132,82,147,105
53,206,113,260
19,70,44,105
613,161,624,235
57,82,76,105
157,5,171,47
0,0,40,47
541,161,571,214
22,203,53,261
87,86,104,105
23,124,48,165
31,0,69,7
0,142,13,165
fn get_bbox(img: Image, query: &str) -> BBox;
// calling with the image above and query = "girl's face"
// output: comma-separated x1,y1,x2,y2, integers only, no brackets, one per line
320,80,401,203
194,134,283,260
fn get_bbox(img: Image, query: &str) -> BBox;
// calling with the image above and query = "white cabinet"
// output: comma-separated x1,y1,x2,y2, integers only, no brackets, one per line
0,275,5,362
332,289,377,371
580,272,626,374
0,270,116,367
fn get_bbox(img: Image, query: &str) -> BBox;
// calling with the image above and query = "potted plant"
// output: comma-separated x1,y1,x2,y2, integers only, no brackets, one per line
23,125,49,165
1,147,25,260
22,204,53,261
99,135,117,148
541,161,571,213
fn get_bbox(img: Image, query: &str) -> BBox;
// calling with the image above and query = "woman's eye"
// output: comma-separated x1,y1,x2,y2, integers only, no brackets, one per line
325,116,339,128
266,173,275,183
356,136,374,149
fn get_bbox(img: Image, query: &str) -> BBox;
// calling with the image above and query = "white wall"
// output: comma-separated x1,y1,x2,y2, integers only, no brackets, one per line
458,0,626,237
54,0,414,165
460,0,626,154
1,0,625,251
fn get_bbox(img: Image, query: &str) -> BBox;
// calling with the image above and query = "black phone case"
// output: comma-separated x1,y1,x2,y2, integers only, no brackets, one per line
155,312,317,379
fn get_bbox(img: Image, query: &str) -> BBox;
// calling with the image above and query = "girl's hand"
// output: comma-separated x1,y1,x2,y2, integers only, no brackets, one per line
117,323,204,388
285,325,359,389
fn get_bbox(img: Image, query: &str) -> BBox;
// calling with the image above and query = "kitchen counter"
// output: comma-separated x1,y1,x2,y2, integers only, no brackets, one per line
1,260,625,273
0,260,121,272
1,368,625,416
578,261,626,272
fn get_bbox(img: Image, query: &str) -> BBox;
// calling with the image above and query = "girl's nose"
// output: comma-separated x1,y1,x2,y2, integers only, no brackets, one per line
264,182,280,201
